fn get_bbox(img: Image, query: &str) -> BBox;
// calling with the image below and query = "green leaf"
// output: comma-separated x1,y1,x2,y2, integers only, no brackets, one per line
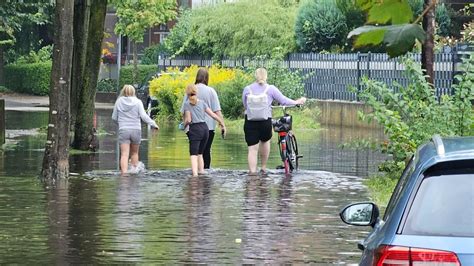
348,24,425,57
384,24,425,57
349,26,386,47
367,0,413,25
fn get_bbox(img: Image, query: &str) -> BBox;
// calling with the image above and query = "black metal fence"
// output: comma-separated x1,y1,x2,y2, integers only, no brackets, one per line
157,44,472,102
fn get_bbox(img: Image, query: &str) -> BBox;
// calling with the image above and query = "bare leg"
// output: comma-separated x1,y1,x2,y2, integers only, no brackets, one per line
130,144,140,167
259,140,271,172
120,143,130,175
190,155,199,177
197,154,205,174
247,143,259,174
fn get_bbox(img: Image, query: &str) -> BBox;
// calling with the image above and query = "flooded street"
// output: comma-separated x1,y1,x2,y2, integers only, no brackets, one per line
0,109,385,264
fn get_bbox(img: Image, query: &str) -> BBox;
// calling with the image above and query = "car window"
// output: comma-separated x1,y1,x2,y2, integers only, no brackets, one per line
403,174,474,237
383,157,415,221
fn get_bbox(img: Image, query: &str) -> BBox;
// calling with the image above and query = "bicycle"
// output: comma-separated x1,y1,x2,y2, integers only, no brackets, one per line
272,105,302,174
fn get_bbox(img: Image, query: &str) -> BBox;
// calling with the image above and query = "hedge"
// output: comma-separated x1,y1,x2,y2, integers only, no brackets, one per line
5,62,52,95
5,63,158,95
118,65,158,89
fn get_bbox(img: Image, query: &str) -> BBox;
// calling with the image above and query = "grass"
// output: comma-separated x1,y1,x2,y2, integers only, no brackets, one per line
364,174,398,208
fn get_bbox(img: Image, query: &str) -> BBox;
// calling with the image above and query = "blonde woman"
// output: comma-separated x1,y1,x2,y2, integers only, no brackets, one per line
242,68,306,175
112,84,159,175
183,84,226,177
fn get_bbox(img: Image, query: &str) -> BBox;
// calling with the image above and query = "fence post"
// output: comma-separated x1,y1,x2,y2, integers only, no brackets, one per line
0,99,4,145
357,52,361,101
367,52,371,79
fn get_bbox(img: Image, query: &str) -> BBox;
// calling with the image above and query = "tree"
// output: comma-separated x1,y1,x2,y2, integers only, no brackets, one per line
71,0,107,151
295,0,348,52
0,1,53,85
165,0,297,58
112,0,177,83
41,0,74,179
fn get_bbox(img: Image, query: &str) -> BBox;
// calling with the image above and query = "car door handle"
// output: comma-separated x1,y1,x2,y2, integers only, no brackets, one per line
357,241,365,251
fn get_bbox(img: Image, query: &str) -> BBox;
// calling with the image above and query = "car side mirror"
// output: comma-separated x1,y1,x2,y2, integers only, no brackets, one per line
339,202,380,227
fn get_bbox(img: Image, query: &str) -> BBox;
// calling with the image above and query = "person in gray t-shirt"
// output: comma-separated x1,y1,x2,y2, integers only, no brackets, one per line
183,84,226,177
180,68,224,169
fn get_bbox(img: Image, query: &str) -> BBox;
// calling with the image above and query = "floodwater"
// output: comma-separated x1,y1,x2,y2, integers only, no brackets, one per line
0,109,386,264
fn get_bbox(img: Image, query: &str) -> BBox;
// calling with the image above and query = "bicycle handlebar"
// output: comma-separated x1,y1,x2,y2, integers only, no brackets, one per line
271,104,301,109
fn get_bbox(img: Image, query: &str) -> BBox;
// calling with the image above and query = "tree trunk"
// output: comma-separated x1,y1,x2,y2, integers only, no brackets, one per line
72,0,107,151
42,0,74,179
421,0,436,86
133,41,138,85
0,45,4,86
71,0,91,128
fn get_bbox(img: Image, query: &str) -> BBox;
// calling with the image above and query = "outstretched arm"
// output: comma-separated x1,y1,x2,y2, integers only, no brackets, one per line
138,102,159,129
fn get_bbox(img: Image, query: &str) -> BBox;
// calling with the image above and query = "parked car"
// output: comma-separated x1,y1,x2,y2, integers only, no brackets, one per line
135,72,160,119
340,135,474,265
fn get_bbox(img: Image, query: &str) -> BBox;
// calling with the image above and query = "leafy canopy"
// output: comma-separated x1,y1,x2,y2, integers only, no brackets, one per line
0,1,53,46
111,0,177,43
348,0,426,57
164,0,297,58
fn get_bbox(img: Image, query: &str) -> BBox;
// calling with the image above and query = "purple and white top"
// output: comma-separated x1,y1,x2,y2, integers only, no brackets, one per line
242,82,297,119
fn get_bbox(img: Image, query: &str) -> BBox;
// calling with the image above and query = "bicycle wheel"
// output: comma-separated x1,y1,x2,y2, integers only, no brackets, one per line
286,133,299,172
278,136,290,174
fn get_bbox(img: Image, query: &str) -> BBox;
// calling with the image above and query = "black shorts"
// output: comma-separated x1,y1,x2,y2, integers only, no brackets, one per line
187,122,209,155
244,117,273,146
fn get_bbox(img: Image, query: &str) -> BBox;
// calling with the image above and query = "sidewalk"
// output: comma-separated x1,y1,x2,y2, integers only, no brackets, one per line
1,92,114,111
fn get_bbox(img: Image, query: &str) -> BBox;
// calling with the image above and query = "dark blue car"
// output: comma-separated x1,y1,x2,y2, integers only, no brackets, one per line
340,135,474,265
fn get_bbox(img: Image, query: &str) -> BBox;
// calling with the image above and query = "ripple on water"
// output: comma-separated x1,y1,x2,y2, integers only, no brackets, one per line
1,169,368,264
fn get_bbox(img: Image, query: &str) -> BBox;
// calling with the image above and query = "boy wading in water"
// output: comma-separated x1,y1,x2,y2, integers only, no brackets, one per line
183,84,226,177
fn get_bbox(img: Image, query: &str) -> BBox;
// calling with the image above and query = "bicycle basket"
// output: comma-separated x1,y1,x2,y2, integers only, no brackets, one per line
272,115,292,132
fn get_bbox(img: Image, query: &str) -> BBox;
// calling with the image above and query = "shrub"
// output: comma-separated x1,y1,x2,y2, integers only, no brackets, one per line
218,71,253,119
0,86,9,93
356,54,473,173
141,43,170,65
96,79,118,92
14,45,53,64
148,65,252,120
119,65,158,88
335,0,365,31
5,62,52,95
295,0,348,52
164,0,297,58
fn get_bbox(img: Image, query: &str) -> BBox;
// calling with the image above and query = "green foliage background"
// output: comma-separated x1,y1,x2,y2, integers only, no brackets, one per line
295,0,348,52
118,65,158,89
164,0,297,58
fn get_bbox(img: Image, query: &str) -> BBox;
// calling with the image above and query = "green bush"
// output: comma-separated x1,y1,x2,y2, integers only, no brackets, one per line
141,43,170,65
335,0,365,31
356,54,474,173
14,45,53,64
0,86,9,93
96,78,118,92
295,0,348,52
119,65,158,89
5,62,52,95
218,71,253,119
164,0,297,58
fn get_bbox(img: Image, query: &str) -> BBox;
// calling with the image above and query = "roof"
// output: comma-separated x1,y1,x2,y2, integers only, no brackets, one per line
415,135,474,174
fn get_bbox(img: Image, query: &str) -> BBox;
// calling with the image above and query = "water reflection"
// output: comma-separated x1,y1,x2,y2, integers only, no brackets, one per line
1,109,386,177
0,109,385,263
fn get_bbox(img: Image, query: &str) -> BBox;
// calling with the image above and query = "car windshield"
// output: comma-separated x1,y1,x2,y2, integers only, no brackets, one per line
403,173,474,237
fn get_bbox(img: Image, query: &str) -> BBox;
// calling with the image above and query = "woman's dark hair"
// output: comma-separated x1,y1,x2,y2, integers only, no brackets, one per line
195,68,209,85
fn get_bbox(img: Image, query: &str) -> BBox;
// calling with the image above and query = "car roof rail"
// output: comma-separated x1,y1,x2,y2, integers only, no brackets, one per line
431,134,445,156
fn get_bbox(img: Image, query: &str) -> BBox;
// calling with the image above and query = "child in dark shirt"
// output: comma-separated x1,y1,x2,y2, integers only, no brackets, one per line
183,84,226,176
